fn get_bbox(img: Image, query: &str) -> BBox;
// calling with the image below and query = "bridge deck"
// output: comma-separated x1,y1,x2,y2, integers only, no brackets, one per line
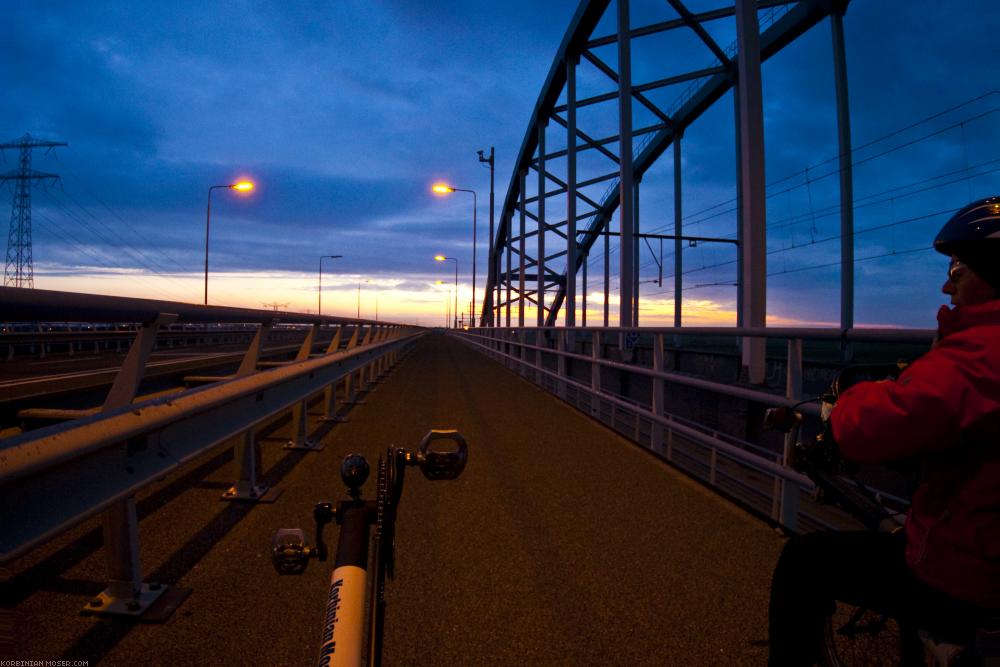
5,333,783,665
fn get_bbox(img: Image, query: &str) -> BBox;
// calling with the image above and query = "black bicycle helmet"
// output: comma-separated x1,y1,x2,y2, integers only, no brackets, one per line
934,196,1000,292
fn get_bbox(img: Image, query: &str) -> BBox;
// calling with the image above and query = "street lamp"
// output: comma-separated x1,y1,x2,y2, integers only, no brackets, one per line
477,147,494,326
432,183,477,327
356,279,369,319
318,254,343,315
434,255,458,329
204,180,254,305
436,279,451,327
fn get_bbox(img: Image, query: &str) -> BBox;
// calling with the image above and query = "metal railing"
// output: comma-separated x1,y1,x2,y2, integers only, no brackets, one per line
455,324,934,532
0,286,423,618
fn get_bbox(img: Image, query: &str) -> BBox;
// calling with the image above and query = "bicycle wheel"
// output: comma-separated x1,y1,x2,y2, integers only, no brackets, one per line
820,603,903,666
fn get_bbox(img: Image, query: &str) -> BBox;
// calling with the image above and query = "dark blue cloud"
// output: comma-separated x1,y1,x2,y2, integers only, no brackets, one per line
3,0,998,326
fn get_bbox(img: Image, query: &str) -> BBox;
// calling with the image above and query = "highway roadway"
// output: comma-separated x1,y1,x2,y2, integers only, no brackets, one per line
3,332,784,665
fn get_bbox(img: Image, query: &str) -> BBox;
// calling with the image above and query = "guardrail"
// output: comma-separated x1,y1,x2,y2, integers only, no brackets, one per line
0,286,424,619
455,325,934,532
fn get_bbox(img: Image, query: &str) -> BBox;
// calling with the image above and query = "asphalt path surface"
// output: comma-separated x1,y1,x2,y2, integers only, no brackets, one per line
4,332,784,665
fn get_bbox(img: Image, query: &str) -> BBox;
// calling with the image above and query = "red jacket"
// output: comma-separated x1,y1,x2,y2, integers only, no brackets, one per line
831,299,1000,608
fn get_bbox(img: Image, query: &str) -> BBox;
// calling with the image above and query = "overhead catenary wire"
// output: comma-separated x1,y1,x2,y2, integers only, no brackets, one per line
572,93,998,278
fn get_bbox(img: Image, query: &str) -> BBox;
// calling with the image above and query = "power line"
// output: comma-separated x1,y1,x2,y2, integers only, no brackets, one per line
32,209,189,301
52,152,194,275
44,187,191,285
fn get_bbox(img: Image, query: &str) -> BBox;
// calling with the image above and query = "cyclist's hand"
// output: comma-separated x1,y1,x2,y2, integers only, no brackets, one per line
820,400,835,423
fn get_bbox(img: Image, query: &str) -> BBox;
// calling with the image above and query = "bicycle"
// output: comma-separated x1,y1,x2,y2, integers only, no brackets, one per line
765,365,1000,667
271,429,468,667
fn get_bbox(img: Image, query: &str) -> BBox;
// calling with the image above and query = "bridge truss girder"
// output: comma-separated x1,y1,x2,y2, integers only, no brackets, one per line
482,0,854,383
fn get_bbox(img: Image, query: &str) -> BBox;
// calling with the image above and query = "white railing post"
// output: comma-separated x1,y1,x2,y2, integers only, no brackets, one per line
651,333,665,456
777,338,804,529
557,330,567,400
590,331,601,417
535,329,543,386
517,326,528,377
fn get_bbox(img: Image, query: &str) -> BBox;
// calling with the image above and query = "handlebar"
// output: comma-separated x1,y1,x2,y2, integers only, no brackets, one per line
764,364,908,533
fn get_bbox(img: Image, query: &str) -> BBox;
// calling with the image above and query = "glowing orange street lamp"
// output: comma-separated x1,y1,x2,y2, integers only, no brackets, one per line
432,183,478,326
205,180,255,304
435,254,459,329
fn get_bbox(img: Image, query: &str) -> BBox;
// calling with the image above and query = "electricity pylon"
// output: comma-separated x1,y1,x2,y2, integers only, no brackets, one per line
2,134,67,288
262,302,290,312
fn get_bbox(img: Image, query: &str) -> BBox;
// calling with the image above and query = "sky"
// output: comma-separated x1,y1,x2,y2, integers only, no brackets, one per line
2,0,998,328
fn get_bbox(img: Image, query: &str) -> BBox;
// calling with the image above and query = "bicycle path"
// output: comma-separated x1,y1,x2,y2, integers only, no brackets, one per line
7,332,784,665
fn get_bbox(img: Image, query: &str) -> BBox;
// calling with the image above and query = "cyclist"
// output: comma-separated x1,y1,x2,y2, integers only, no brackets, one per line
768,196,1000,665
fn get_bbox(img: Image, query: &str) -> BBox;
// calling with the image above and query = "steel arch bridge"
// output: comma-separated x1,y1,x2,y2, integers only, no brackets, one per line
481,0,855,382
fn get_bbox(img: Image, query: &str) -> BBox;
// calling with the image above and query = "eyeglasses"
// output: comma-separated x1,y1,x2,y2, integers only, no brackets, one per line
948,259,968,282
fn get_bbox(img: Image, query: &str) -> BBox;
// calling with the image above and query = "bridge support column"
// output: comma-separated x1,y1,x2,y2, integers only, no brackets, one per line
735,0,767,384
604,214,610,327
617,0,636,328
674,135,683,329
537,121,547,327
832,6,855,362
505,212,512,326
566,54,578,326
518,171,527,326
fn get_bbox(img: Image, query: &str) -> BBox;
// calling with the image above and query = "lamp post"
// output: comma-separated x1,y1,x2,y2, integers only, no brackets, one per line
204,180,254,305
432,183,477,327
318,254,342,316
356,279,370,319
478,147,494,326
434,255,458,329
436,280,451,327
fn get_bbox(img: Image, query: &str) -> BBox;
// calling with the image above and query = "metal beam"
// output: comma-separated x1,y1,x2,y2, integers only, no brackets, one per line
618,0,636,328
735,0,767,384
831,6,854,341
0,332,422,562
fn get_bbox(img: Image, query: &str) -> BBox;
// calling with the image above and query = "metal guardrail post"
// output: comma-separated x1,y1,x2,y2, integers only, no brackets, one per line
285,324,333,451
321,326,347,423
223,428,277,502
651,333,665,456
285,397,322,451
236,320,274,377
557,330,567,400
342,326,362,405
91,312,181,619
294,324,318,362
